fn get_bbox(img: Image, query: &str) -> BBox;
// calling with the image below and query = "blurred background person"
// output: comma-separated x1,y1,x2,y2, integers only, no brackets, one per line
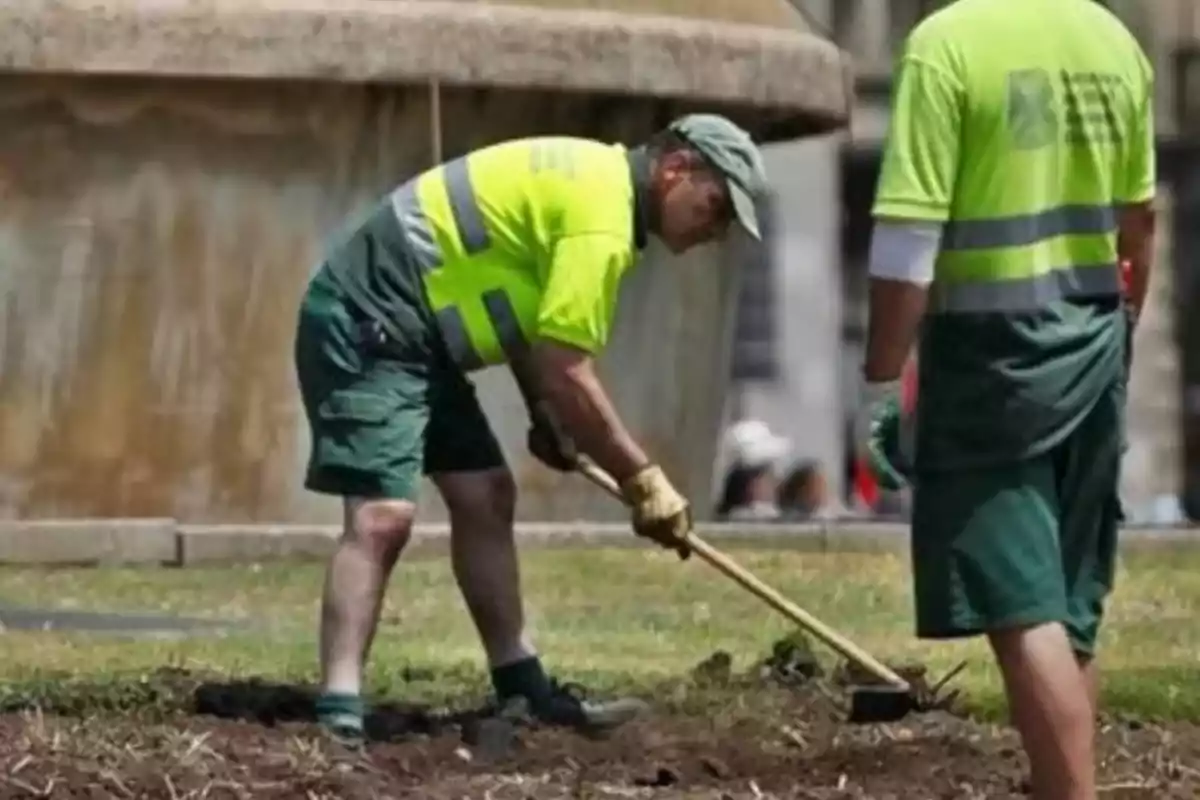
777,459,832,519
715,419,791,520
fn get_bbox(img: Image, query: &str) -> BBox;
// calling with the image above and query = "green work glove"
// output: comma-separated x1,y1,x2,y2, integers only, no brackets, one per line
854,380,913,492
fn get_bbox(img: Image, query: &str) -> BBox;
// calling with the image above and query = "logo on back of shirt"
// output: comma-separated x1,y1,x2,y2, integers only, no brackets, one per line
1007,69,1059,150
1007,68,1126,150
1061,70,1124,146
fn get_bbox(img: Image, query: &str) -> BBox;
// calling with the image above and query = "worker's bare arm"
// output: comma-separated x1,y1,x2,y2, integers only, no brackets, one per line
528,339,650,484
863,220,939,382
1116,58,1155,327
864,281,928,382
510,355,553,425
1117,200,1156,326
863,47,959,385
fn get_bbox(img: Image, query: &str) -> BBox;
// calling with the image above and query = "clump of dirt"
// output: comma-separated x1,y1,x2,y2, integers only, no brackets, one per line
758,631,826,684
689,634,965,719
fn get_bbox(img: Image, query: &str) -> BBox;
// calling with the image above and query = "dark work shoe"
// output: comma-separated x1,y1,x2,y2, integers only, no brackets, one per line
315,692,366,747
489,657,649,735
528,679,649,735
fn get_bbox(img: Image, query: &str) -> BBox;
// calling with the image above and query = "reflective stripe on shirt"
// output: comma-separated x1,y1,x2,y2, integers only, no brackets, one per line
933,203,1121,313
389,157,525,370
942,204,1116,251
432,290,529,372
930,262,1121,314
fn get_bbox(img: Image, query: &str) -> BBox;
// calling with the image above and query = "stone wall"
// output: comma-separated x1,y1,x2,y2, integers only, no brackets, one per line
0,76,746,524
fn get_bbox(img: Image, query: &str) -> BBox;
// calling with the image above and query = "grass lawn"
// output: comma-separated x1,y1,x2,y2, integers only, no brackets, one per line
1,545,1198,722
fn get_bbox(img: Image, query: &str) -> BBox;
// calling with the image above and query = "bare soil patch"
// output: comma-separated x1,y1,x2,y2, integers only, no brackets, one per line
1,657,1196,800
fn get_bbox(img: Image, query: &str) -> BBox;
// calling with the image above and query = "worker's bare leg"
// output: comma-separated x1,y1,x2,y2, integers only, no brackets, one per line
317,497,414,738
434,467,647,731
435,469,538,669
1022,654,1099,792
989,623,1096,800
1078,655,1100,716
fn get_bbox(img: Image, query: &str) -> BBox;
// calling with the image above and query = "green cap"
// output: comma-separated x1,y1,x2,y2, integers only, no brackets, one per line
667,113,766,240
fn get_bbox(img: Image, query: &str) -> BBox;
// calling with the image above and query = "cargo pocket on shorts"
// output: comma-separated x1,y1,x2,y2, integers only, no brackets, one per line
315,388,409,478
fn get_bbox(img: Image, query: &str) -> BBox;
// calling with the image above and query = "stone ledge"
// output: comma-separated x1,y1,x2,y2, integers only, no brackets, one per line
0,0,853,139
176,525,341,566
1,519,1197,566
0,518,177,565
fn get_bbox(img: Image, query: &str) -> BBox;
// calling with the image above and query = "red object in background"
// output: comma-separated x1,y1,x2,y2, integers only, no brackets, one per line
854,455,879,508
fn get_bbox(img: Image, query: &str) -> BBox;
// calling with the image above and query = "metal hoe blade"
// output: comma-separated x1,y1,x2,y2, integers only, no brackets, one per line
847,685,917,724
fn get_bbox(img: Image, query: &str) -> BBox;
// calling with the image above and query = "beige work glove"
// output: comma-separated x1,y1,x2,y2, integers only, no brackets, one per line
620,464,692,560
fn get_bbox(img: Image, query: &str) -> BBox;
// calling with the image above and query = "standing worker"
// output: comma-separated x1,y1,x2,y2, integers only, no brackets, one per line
293,114,767,745
856,1,1155,798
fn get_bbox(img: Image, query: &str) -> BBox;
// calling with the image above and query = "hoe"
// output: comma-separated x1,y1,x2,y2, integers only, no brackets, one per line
573,455,956,725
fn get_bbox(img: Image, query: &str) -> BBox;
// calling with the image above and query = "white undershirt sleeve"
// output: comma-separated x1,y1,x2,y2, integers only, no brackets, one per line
867,221,944,287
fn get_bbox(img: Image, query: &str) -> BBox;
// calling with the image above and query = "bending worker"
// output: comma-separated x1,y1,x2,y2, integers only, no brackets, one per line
293,114,767,744
856,1,1155,798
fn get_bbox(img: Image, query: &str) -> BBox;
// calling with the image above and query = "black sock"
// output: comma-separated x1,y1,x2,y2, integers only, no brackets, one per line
490,656,552,703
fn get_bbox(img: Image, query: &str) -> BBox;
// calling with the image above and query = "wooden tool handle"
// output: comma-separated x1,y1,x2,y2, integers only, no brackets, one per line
575,457,911,691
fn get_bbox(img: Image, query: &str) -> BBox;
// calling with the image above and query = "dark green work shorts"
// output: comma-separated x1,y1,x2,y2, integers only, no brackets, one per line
910,385,1124,656
293,265,505,502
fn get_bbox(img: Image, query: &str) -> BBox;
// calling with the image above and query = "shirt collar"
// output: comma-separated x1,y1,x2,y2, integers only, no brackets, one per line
626,146,651,252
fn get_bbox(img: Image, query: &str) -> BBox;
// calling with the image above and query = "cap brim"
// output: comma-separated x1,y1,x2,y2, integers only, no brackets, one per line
729,183,761,240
